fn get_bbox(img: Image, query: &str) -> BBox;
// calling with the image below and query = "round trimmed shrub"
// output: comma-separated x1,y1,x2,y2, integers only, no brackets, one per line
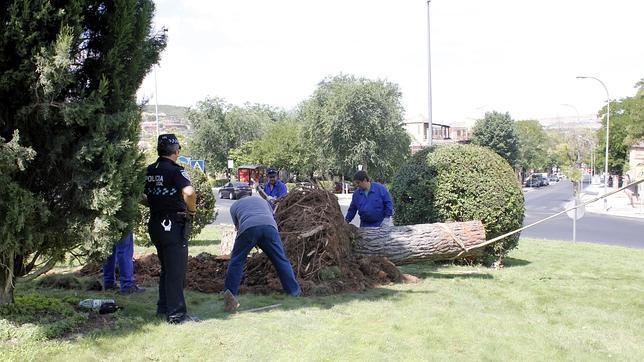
391,144,524,262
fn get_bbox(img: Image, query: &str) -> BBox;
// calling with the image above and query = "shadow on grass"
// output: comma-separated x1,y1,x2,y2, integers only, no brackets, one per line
503,257,531,268
6,255,528,342
4,274,437,342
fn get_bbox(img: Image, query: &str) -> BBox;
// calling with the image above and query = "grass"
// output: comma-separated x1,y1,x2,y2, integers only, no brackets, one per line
1,234,643,361
134,224,222,256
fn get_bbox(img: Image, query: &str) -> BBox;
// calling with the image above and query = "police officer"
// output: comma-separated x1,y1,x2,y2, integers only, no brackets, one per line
143,134,197,324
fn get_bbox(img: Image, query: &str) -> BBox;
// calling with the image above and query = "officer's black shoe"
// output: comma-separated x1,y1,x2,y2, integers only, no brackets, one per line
120,285,146,295
168,315,200,324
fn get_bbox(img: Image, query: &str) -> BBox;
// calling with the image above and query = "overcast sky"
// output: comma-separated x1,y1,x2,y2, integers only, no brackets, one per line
137,0,644,124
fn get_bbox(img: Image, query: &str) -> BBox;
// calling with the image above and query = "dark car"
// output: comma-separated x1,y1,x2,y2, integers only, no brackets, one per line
525,174,543,188
219,182,252,200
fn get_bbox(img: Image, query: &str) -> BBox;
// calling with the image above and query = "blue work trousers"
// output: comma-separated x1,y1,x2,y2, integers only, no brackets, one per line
102,233,134,291
224,225,300,296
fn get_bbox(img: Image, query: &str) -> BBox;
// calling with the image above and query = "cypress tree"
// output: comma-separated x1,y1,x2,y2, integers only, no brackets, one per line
0,0,166,304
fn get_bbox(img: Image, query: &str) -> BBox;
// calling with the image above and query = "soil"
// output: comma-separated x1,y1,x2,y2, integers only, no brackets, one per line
78,188,415,296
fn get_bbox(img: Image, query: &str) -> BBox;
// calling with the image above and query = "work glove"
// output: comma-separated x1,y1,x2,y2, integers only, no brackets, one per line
267,196,276,202
381,217,393,228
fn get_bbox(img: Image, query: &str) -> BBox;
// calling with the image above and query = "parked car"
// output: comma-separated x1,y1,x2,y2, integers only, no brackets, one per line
525,176,541,187
540,175,549,186
219,182,252,200
334,181,355,193
548,175,559,183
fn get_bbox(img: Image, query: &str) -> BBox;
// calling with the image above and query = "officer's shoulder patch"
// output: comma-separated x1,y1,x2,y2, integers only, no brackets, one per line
180,170,191,182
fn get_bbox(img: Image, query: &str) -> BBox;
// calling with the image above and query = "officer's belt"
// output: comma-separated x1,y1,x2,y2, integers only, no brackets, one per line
150,211,189,221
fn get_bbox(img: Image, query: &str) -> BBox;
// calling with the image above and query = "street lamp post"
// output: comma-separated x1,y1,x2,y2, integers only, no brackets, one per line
576,76,610,210
426,0,433,147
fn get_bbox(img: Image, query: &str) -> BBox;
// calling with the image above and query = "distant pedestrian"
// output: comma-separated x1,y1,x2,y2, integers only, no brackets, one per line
345,170,394,227
223,194,300,312
102,232,145,294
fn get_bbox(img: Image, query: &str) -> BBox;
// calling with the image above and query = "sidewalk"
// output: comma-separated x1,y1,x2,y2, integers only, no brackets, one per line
581,183,644,220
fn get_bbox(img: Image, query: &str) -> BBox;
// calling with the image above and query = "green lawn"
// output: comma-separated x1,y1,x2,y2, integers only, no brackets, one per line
1,233,643,361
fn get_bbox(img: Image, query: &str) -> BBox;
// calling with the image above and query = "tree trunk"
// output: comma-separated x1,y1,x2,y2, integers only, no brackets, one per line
219,225,236,256
0,251,15,305
353,221,486,264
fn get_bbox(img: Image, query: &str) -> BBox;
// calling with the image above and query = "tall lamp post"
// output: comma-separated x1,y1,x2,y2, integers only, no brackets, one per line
576,76,610,210
426,0,433,147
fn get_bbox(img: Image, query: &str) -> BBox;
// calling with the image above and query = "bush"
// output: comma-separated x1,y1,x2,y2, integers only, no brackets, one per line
285,183,297,192
392,144,524,262
318,180,335,191
212,178,229,187
135,166,216,244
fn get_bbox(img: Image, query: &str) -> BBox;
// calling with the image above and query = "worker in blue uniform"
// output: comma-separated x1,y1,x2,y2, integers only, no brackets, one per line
345,170,394,228
102,232,145,294
263,168,288,200
143,134,198,324
223,194,300,312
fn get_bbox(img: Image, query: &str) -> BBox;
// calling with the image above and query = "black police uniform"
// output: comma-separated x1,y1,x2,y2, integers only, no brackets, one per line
145,153,192,323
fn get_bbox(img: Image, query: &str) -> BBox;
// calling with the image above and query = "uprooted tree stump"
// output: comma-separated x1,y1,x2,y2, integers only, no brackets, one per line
352,221,486,264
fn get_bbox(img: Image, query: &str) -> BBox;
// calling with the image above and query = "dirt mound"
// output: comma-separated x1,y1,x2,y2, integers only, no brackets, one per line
78,189,410,296
241,188,405,295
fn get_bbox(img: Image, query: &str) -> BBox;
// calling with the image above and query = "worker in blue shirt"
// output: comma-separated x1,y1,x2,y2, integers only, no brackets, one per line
263,168,288,200
345,171,394,228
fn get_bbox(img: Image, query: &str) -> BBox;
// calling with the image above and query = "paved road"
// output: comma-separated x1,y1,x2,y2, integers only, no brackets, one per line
211,183,643,248
522,180,644,248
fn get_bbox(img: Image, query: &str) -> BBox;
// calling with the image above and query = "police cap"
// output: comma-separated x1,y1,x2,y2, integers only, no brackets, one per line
158,134,180,147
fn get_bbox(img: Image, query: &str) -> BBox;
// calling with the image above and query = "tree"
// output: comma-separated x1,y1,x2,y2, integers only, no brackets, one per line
299,74,411,181
228,118,318,178
188,99,286,174
515,120,549,175
471,111,519,167
625,79,644,145
0,1,166,304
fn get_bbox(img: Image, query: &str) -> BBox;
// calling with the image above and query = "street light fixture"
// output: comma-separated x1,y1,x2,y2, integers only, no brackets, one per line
576,76,610,210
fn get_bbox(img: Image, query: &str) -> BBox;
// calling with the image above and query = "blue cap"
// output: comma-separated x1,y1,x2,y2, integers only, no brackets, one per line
267,168,277,176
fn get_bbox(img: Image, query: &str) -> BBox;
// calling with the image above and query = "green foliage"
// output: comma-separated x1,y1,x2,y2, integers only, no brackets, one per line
515,120,549,173
318,180,335,191
285,183,297,192
0,294,87,340
390,147,436,225
471,111,520,167
0,132,49,261
188,99,287,173
392,144,525,261
593,80,644,175
625,80,644,144
299,74,411,181
0,0,166,300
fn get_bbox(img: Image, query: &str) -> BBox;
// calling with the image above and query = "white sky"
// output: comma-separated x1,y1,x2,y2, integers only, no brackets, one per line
137,0,644,124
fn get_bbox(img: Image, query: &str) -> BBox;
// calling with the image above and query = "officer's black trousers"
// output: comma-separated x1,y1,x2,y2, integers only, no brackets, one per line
148,215,188,321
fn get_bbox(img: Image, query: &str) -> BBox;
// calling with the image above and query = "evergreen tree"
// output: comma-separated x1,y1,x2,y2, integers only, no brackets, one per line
471,111,519,168
0,0,166,304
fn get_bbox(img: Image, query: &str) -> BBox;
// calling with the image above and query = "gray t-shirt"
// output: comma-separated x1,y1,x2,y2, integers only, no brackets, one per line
229,195,277,235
